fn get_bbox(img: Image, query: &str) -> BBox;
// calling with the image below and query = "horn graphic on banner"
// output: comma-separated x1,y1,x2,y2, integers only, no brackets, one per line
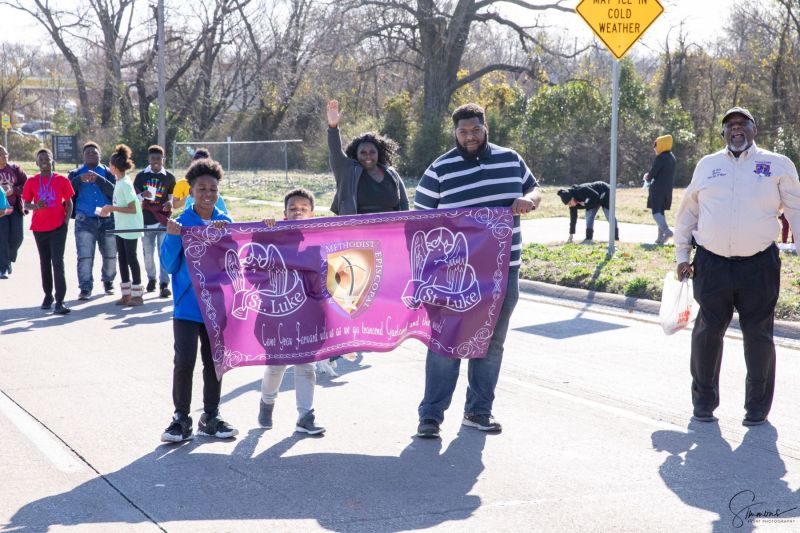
402,231,430,309
227,249,251,319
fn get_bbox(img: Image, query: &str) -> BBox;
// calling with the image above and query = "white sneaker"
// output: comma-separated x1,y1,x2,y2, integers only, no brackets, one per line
316,360,339,377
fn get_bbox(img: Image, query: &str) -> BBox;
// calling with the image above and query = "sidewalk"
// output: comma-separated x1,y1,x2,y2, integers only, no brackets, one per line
520,217,658,244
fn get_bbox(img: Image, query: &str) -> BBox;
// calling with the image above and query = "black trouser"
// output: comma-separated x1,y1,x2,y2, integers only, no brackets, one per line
33,224,68,304
172,318,221,417
115,236,141,285
691,244,780,418
0,208,23,270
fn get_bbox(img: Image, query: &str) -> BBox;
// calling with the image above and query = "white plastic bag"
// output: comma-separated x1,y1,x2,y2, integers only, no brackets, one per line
659,272,694,335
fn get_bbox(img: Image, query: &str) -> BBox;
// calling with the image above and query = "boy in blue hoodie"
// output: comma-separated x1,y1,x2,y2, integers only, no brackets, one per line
160,158,238,442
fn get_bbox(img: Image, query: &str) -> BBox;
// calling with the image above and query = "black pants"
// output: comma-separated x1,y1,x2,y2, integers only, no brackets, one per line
0,208,23,270
172,319,221,417
691,244,780,418
33,224,68,304
115,236,141,285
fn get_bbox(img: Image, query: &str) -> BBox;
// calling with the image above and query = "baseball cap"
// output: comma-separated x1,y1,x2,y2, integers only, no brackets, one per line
722,106,755,126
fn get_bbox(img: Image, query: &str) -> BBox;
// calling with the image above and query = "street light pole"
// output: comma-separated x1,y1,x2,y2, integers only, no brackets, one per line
157,0,166,150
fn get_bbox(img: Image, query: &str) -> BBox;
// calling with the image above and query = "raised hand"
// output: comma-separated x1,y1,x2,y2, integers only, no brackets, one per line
327,100,341,128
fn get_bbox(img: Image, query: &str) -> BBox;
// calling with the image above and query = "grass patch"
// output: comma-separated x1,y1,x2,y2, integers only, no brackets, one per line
520,242,800,321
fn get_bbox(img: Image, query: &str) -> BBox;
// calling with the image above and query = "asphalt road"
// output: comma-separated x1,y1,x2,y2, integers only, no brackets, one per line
2,227,800,532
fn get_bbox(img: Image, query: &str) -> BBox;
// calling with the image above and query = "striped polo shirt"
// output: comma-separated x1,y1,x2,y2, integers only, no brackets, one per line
414,142,537,267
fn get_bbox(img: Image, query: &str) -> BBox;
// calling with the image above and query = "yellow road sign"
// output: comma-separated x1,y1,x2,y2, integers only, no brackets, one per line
576,0,664,60
1,114,9,130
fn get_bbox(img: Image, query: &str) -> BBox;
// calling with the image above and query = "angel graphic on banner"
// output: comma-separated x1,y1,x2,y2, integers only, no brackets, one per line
226,242,307,319
401,227,481,312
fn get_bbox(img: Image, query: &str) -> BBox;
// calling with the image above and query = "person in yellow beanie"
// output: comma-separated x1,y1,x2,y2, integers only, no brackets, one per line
643,134,676,244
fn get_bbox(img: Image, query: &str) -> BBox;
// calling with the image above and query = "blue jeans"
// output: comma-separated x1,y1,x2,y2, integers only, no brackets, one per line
142,222,169,284
418,268,520,423
75,213,117,291
0,208,23,271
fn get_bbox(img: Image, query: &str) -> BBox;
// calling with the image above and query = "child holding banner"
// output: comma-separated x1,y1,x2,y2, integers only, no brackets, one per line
258,188,325,435
160,158,238,443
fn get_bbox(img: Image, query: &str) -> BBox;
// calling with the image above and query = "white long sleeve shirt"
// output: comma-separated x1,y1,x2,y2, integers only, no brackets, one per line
674,143,800,264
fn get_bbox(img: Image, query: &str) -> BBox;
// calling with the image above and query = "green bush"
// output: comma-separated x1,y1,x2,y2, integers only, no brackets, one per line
624,276,654,298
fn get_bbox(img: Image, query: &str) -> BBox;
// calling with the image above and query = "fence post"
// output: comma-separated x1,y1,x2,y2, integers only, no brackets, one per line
226,136,231,171
171,143,176,173
283,142,289,185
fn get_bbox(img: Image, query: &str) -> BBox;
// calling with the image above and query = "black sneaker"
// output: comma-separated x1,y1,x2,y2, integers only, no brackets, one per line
161,413,193,443
159,283,171,298
295,409,325,435
40,295,54,310
258,400,274,429
6,263,11,274
146,279,157,293
416,418,440,438
53,303,71,315
103,281,114,295
462,414,502,433
198,412,238,438
78,290,91,300
0,270,7,279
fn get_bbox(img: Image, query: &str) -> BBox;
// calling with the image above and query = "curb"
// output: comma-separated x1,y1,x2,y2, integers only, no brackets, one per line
518,279,800,345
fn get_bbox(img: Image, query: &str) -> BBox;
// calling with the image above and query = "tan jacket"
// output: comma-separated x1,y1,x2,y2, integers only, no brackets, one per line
675,143,800,264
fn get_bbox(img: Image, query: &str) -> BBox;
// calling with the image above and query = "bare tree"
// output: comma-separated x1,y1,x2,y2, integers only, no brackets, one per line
235,0,332,138
0,0,94,128
0,43,37,113
87,0,137,127
345,0,580,169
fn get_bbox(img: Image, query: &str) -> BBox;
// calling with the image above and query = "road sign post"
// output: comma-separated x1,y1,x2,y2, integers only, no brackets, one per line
1,113,9,149
576,0,664,256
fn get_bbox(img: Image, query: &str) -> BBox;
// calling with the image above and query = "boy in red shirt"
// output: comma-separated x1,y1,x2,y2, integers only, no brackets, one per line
22,149,75,314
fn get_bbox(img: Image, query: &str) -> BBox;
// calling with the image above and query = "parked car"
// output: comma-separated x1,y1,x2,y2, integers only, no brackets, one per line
31,129,55,141
20,120,52,133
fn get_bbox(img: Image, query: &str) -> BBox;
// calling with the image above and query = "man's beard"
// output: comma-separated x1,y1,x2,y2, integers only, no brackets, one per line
455,135,489,159
727,138,751,153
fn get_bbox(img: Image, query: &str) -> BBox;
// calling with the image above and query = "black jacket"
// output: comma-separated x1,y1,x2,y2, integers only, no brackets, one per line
567,181,610,234
646,151,676,211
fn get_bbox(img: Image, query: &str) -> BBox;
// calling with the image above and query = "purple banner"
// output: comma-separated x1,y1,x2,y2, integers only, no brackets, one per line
182,207,513,378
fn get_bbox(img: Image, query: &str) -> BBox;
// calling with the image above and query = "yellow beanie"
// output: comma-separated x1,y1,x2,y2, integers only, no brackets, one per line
655,135,673,154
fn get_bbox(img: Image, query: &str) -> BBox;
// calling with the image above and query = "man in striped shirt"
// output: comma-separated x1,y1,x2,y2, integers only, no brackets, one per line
415,103,540,438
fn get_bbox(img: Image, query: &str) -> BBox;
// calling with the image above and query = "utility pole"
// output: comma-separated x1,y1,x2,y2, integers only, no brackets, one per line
157,0,166,149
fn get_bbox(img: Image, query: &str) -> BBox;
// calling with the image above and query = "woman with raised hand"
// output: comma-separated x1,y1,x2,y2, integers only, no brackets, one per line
326,99,409,215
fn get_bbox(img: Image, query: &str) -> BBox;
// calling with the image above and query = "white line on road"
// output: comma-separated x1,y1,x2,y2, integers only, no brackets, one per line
500,375,689,433
0,391,86,473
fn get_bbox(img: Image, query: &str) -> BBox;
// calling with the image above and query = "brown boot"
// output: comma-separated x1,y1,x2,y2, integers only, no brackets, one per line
115,282,132,305
128,284,144,306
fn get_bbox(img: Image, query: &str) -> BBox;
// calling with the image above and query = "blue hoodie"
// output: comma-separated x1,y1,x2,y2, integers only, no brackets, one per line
160,206,233,323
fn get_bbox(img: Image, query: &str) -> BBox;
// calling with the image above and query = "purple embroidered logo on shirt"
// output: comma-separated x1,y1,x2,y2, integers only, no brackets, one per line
754,162,772,177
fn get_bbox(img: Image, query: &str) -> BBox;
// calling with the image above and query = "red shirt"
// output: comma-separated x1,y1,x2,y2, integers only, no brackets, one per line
22,173,74,232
